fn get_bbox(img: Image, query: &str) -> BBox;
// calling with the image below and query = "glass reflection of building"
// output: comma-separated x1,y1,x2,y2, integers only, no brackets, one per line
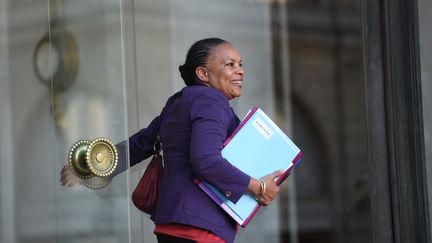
1,0,430,242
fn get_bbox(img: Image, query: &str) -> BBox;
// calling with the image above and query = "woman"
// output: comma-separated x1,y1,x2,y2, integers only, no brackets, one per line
62,38,282,243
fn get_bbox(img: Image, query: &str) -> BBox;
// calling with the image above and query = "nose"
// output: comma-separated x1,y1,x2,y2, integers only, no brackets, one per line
236,65,244,76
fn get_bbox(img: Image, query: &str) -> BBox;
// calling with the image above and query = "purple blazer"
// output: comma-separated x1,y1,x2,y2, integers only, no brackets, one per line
126,85,250,243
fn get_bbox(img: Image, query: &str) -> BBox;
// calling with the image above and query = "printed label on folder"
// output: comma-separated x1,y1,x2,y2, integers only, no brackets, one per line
252,117,273,140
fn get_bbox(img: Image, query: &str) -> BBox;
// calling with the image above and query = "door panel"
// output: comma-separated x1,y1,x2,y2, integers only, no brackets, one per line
53,0,129,242
0,0,130,242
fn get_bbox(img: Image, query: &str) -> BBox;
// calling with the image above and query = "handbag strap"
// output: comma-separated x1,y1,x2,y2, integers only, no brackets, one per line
155,91,181,156
154,134,161,155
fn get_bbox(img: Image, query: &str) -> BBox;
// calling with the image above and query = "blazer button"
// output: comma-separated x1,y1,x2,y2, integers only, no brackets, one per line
225,191,232,197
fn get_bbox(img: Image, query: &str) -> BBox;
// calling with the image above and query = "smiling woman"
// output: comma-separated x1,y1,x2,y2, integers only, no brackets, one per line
147,38,282,243
196,42,244,100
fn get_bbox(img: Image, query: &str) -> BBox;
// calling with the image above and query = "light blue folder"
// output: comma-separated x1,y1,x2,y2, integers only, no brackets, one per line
196,107,302,227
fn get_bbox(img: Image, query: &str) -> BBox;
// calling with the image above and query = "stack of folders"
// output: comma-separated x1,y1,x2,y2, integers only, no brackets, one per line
195,107,302,227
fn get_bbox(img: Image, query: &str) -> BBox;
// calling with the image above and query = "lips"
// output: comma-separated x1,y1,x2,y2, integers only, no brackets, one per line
232,80,243,87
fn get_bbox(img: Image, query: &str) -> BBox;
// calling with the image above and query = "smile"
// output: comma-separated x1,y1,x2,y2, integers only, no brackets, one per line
232,80,243,87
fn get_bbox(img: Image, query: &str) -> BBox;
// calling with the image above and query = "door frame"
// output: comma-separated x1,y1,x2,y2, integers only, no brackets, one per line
361,0,431,242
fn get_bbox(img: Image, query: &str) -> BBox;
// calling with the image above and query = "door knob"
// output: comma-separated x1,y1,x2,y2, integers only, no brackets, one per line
68,137,118,179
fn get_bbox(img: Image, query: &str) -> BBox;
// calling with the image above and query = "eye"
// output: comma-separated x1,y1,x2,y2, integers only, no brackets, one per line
225,62,243,68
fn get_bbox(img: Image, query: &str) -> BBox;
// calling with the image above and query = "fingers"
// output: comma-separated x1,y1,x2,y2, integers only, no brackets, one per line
60,164,82,187
60,166,72,179
257,170,285,206
259,185,279,200
60,174,78,186
264,169,283,182
65,177,81,187
60,167,73,184
271,169,284,179
61,164,69,173
262,169,284,182
60,174,78,187
258,197,272,206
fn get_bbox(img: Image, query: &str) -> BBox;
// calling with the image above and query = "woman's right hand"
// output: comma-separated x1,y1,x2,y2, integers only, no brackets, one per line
60,164,83,187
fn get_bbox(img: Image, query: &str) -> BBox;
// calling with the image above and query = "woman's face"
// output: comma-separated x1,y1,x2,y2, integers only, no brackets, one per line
199,43,244,100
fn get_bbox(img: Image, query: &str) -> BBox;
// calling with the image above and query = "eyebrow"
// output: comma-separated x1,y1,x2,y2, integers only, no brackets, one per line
226,58,242,63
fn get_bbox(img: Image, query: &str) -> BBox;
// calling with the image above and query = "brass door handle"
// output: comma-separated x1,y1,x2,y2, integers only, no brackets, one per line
68,138,118,179
33,21,79,93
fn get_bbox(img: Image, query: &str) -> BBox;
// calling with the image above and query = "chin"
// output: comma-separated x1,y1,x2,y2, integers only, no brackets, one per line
226,88,242,100
232,92,242,99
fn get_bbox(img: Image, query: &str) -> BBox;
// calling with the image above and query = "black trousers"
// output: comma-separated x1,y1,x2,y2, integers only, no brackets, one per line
156,234,195,243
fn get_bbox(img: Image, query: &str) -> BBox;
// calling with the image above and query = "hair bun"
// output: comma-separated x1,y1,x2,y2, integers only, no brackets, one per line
179,64,186,74
179,64,194,86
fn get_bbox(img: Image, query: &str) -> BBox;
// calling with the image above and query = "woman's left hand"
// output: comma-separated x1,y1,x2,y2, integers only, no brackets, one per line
257,170,283,206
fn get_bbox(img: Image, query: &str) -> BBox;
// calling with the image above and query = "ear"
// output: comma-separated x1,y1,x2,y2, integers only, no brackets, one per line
195,67,209,83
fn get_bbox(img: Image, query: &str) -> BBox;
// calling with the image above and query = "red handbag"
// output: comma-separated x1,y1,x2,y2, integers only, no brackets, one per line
132,136,163,214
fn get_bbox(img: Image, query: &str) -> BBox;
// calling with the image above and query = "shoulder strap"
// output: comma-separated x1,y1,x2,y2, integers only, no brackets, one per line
155,91,182,151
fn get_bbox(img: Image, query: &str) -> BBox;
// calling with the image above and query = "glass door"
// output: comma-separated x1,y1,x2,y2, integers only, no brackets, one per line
0,0,130,242
418,0,432,235
52,0,130,242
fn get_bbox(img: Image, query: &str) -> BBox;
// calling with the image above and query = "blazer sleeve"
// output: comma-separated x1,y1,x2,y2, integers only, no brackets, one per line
113,116,160,176
128,116,161,167
189,91,250,204
114,92,180,175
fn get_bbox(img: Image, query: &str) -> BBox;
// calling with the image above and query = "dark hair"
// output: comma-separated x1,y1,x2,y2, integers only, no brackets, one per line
179,38,229,86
